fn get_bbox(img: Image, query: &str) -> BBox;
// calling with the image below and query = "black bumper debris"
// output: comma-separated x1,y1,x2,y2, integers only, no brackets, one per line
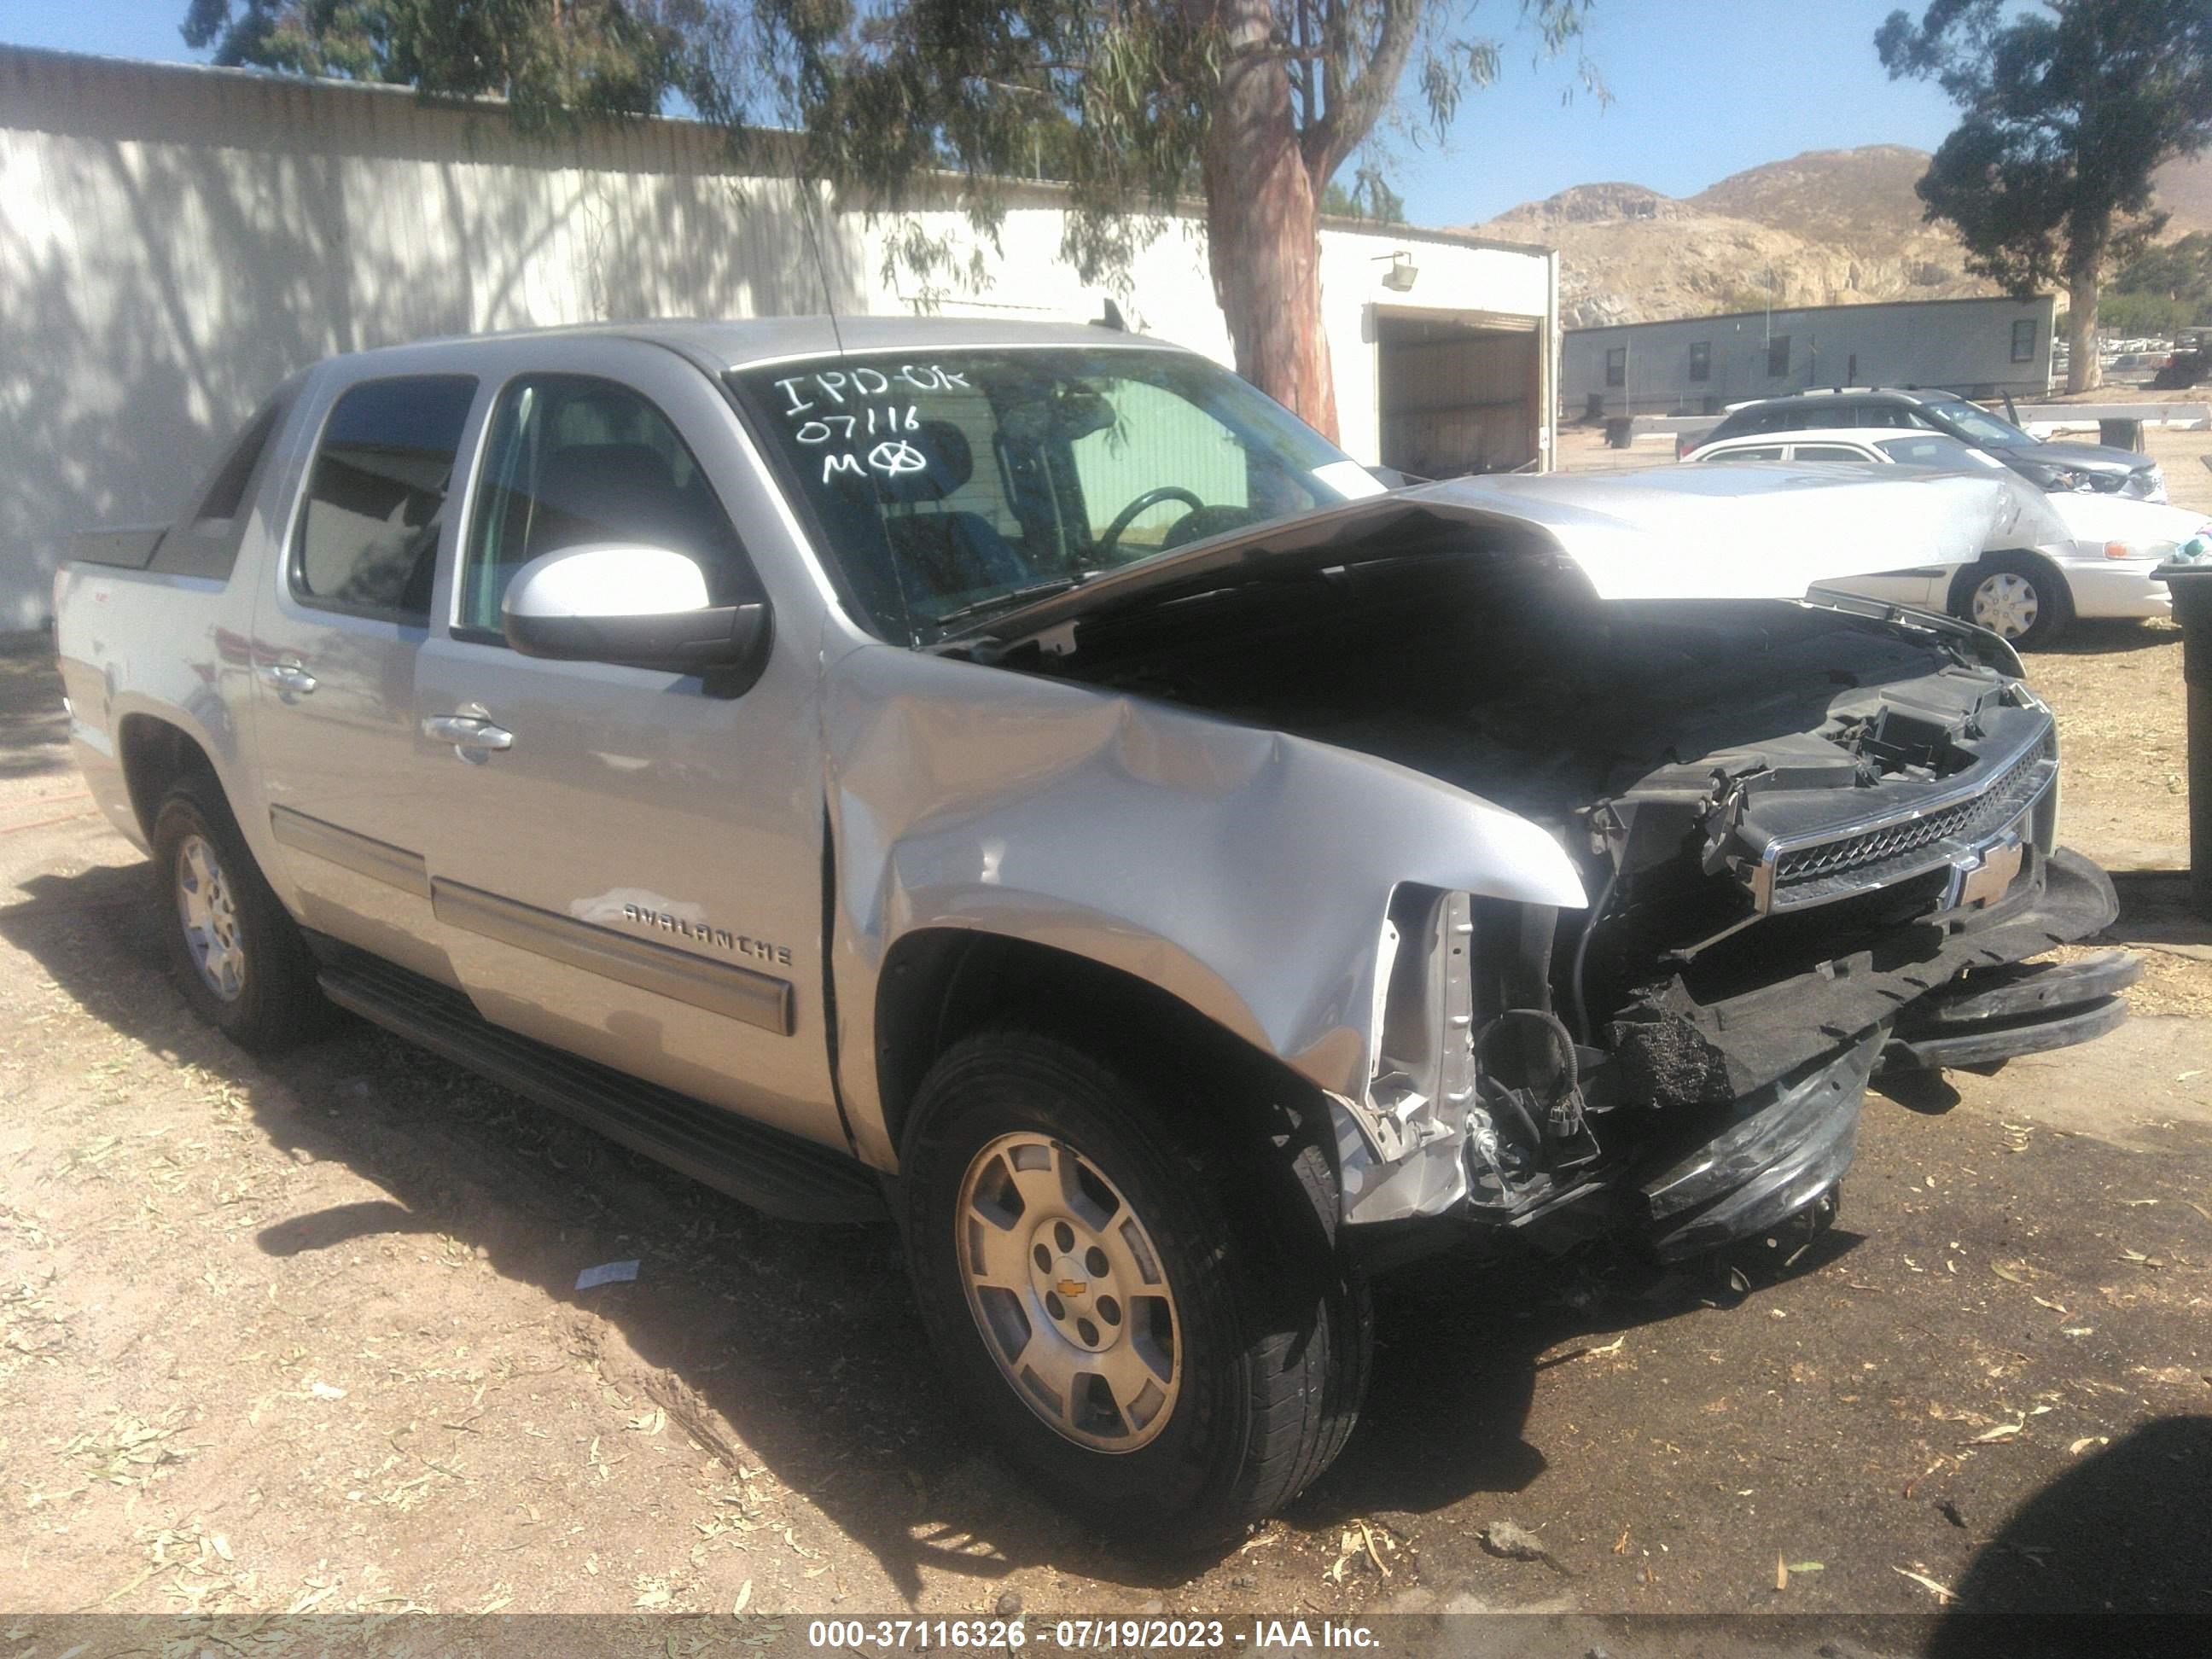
1614,850,2136,1259
1637,1028,1880,1261
1883,947,2140,1070
1608,847,2125,1109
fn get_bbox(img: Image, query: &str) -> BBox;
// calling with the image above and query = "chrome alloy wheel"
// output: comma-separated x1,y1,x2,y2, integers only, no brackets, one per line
175,833,246,1001
1971,570,2040,639
955,1132,1182,1452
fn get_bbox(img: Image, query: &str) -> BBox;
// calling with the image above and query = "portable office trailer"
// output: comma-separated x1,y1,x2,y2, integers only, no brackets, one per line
1563,294,2057,421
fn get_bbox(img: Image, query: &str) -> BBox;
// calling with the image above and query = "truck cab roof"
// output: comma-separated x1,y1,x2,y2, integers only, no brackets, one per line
328,315,1182,376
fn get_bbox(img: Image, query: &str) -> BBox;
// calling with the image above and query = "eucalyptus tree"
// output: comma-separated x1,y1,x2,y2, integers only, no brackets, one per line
182,0,1598,435
1878,0,2212,393
706,0,1597,435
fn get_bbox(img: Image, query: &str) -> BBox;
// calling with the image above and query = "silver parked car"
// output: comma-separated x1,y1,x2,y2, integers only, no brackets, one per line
54,319,2136,1546
1693,386,2168,501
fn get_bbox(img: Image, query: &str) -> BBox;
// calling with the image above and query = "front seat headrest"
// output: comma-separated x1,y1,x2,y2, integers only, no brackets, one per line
869,419,975,505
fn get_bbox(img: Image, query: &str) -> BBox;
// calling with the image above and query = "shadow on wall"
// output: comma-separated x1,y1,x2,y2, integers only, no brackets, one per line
0,48,866,632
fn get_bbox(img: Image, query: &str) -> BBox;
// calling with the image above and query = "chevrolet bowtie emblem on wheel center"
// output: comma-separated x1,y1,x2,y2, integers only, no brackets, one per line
1055,1278,1087,1299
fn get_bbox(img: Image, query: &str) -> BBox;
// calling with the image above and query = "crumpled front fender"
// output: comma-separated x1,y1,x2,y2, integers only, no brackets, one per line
822,643,1586,1168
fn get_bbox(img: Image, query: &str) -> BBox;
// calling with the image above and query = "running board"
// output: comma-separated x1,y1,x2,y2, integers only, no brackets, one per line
317,953,886,1225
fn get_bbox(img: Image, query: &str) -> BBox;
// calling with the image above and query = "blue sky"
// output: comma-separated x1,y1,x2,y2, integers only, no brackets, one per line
0,1,1964,225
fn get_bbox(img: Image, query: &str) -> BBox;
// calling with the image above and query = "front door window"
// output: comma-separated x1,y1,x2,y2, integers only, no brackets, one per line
459,374,754,641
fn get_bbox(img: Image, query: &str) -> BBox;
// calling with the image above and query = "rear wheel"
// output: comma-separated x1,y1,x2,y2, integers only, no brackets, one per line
1953,554,2071,649
151,772,330,1051
901,1028,1370,1551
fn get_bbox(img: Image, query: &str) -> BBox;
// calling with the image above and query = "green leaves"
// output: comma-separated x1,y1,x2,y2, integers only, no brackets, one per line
178,0,696,131
176,0,1598,418
1878,1,2212,306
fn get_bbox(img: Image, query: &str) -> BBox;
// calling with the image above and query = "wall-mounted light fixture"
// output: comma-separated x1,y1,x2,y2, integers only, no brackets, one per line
1375,250,1418,293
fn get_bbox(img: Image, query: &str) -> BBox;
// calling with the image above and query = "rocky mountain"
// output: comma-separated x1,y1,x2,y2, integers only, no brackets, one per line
2152,148,2212,239
1471,144,2212,329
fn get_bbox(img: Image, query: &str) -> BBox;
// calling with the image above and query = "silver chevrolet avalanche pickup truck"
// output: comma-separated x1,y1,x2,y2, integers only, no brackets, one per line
55,318,2138,1546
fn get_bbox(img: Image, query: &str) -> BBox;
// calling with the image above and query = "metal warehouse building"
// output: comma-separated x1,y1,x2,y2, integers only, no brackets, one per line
0,45,1560,632
1564,294,2056,420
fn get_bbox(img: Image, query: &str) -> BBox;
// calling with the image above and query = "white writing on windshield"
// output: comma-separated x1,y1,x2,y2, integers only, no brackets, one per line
772,364,972,415
772,364,972,484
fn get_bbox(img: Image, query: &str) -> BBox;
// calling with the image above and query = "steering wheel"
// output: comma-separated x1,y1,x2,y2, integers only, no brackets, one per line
1094,486,1205,562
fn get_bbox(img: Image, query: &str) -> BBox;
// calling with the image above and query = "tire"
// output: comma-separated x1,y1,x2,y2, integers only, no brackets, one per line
1953,554,2071,649
151,771,331,1051
901,1028,1371,1551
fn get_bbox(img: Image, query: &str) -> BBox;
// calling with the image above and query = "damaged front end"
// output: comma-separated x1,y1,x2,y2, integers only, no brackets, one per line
970,469,2139,1262
1335,613,2136,1258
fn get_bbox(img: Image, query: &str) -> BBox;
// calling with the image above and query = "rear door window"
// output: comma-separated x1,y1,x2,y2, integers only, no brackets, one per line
1789,444,1877,462
293,375,477,623
1706,445,1786,463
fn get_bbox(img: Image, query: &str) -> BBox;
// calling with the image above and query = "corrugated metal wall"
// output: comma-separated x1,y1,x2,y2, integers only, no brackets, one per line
0,45,1553,630
0,46,869,639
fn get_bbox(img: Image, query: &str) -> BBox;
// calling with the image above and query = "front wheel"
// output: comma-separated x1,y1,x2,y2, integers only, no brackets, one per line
901,1029,1370,1551
1953,555,2071,649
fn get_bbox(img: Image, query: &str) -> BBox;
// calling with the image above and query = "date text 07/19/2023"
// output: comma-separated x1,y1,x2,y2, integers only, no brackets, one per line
804,1619,1382,1651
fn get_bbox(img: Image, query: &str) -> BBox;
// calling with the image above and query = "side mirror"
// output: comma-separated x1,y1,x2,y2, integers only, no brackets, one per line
502,544,771,684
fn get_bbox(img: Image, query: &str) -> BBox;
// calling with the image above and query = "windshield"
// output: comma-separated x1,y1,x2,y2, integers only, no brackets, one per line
1928,398,2032,447
727,346,1371,642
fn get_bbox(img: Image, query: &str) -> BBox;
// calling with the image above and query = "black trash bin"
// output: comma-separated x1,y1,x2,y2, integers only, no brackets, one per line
2156,560,2212,912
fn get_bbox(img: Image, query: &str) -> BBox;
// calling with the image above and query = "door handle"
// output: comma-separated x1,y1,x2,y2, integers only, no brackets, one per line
256,660,318,695
422,708,514,756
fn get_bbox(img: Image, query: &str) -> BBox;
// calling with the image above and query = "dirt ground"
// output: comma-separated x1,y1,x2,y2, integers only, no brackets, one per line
3,521,2209,1630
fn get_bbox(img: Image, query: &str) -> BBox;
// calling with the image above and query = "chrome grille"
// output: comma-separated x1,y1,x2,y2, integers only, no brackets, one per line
1762,731,2058,910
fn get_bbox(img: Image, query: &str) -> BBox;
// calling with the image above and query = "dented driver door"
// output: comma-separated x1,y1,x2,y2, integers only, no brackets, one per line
410,336,844,1151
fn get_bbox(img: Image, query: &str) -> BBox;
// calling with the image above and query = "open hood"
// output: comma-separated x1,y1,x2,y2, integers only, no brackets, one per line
958,463,2072,649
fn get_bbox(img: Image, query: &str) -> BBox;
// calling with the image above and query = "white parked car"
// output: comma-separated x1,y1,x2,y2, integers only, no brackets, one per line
1683,428,2202,646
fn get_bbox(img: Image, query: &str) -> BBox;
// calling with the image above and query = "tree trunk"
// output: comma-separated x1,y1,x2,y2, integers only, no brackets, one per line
2066,262,2103,394
1197,0,1339,439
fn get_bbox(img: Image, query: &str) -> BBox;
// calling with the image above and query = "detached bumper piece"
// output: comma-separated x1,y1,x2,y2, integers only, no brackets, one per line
1883,948,2140,1071
1637,1029,1880,1261
1608,851,2136,1260
1609,849,2123,1111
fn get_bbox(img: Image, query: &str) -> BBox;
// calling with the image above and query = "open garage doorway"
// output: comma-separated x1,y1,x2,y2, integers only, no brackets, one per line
1376,308,1543,479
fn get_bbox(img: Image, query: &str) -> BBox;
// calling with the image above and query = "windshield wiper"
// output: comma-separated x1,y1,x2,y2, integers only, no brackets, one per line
925,575,1087,635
